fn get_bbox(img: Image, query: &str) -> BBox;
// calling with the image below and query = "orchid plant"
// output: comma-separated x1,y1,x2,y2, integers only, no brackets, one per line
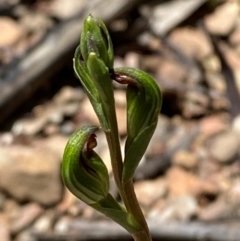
61,15,162,241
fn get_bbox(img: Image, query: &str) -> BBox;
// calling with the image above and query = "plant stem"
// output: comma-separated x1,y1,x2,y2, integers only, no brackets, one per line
123,180,152,241
105,107,152,241
132,231,152,241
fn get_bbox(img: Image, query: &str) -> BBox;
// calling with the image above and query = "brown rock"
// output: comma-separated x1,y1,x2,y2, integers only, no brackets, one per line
198,197,233,221
169,28,212,60
205,1,239,36
53,86,84,105
0,144,62,205
56,188,78,214
205,72,226,93
34,134,69,160
40,0,88,20
200,114,230,137
149,195,198,222
202,54,221,72
33,210,55,233
182,91,210,118
15,229,33,241
209,130,240,163
222,42,240,70
54,216,71,234
140,55,162,73
0,17,24,47
157,59,187,84
80,98,99,125
229,27,240,46
166,167,218,197
124,52,140,69
172,150,198,170
12,87,83,136
10,203,43,234
134,178,168,207
0,214,10,241
114,90,127,135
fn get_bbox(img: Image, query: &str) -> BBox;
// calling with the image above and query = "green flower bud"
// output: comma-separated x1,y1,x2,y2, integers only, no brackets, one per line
61,126,142,234
80,15,114,69
112,68,162,183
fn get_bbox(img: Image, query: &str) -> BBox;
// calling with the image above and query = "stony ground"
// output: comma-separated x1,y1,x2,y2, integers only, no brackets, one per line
1,0,240,241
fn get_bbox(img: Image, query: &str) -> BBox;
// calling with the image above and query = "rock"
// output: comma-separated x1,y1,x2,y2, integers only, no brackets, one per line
114,90,127,135
0,144,63,205
205,1,239,36
200,114,230,137
80,97,99,126
33,210,55,233
156,59,187,84
209,130,240,163
229,27,240,46
169,28,212,60
182,91,210,118
15,230,33,241
202,54,221,72
0,214,10,241
228,178,240,205
0,192,6,210
53,86,84,105
198,197,233,221
19,11,53,34
59,121,75,135
39,0,88,20
35,135,68,160
56,188,78,214
146,115,171,156
205,72,226,93
12,87,83,136
12,115,49,136
0,17,24,47
134,178,168,207
172,150,198,170
233,114,240,133
167,167,218,197
140,55,162,73
148,0,206,36
149,195,198,222
54,216,71,234
221,42,240,70
10,203,43,234
124,52,140,69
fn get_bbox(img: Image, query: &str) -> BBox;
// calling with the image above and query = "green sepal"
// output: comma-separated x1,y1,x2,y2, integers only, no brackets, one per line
61,126,109,204
81,15,114,69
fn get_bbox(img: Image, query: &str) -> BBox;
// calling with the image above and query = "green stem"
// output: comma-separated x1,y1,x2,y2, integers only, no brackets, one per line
123,180,152,241
105,106,152,241
132,231,152,241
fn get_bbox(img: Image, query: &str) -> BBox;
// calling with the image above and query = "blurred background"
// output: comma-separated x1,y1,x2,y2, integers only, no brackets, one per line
1,0,240,240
